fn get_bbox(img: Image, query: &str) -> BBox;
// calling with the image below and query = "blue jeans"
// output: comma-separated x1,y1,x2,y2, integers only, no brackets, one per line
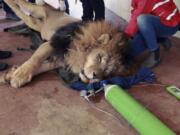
129,14,179,56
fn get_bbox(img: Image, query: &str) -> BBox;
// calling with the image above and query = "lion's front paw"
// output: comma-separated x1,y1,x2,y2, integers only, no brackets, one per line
0,66,18,85
10,63,36,88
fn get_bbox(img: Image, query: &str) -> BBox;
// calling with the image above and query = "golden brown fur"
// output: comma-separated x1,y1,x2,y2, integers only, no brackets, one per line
1,0,135,88
64,21,128,82
65,21,123,73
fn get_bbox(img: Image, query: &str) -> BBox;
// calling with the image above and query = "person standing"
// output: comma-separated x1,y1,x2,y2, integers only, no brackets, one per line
64,0,69,14
80,0,105,21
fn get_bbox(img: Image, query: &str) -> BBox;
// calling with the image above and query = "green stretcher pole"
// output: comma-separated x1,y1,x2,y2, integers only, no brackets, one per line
104,85,176,135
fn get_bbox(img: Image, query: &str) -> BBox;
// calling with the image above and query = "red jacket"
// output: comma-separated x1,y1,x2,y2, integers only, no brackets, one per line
124,0,180,37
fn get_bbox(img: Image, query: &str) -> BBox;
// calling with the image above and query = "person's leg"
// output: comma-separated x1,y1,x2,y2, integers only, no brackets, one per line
137,14,179,52
90,0,105,21
128,32,147,57
64,0,69,14
129,32,160,68
157,37,172,50
137,14,179,68
156,24,179,50
160,24,180,49
80,0,93,21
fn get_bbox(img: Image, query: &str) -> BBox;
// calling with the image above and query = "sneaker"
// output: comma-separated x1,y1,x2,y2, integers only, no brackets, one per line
0,63,8,71
142,48,161,68
6,13,20,21
0,51,12,59
159,38,172,51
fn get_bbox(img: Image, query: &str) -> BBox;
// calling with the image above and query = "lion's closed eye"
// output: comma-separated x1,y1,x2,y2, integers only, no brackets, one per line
97,53,109,64
97,54,102,63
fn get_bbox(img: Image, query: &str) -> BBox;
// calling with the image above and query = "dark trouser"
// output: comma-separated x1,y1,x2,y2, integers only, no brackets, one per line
64,0,69,14
81,0,105,21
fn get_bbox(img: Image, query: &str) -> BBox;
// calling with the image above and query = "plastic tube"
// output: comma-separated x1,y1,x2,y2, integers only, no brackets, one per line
104,85,176,135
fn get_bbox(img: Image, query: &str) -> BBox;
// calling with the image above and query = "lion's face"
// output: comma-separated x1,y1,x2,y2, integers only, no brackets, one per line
65,21,127,83
79,48,123,83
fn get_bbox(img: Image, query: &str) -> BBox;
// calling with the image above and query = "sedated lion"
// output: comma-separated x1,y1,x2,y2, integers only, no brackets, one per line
1,0,137,88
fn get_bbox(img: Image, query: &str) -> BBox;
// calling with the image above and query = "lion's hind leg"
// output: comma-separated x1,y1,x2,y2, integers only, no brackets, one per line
4,0,43,31
15,0,46,19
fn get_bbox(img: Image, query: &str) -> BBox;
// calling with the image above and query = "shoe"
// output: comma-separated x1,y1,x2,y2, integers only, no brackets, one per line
142,48,161,68
0,63,8,71
159,38,172,51
6,13,20,21
0,51,12,59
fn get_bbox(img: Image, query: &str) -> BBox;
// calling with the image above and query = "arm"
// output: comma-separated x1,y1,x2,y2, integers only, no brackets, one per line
124,0,151,37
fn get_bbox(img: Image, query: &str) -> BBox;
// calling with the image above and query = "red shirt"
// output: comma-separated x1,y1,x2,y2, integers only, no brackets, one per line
124,0,180,37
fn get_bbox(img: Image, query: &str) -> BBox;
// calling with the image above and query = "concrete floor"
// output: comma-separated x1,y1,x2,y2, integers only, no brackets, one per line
0,2,180,135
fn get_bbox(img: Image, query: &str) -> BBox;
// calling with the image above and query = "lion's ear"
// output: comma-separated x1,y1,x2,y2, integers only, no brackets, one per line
105,33,125,52
97,34,110,45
